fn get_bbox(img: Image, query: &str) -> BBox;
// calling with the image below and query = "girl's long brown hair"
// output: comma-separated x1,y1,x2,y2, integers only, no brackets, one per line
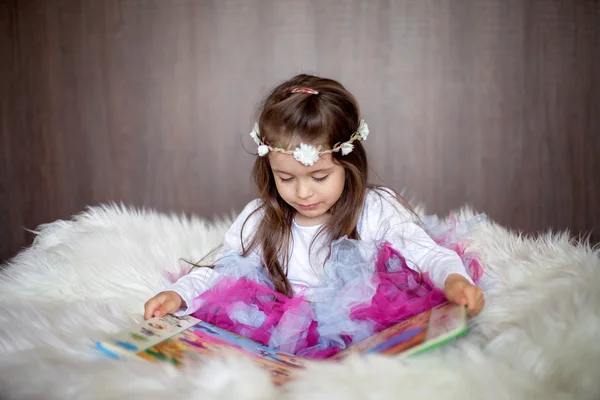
240,74,414,296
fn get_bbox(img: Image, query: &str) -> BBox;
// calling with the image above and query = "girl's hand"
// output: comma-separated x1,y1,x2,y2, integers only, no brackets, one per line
444,274,485,317
143,291,184,320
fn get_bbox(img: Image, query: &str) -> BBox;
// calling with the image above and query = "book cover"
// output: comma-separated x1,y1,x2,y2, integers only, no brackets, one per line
330,301,468,360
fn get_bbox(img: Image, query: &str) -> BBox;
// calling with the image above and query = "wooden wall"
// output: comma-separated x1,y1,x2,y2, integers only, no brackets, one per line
1,0,599,262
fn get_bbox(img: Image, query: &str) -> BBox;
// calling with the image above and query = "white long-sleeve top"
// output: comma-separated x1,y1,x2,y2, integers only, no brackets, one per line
167,188,473,315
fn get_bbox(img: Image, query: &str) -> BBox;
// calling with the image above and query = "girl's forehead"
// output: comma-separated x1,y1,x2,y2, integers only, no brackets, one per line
269,152,336,174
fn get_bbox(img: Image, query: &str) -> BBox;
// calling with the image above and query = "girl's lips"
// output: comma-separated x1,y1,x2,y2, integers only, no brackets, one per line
298,203,319,210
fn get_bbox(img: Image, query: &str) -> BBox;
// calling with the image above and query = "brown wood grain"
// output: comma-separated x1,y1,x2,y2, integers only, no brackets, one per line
1,0,599,262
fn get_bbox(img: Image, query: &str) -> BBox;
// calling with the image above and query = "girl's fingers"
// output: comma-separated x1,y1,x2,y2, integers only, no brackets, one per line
144,296,164,320
466,288,485,316
144,299,157,320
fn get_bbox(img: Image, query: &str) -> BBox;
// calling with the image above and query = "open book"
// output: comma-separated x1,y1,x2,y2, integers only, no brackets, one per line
96,302,468,385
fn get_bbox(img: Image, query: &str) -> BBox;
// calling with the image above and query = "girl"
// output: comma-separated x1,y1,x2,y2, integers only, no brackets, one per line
144,74,485,358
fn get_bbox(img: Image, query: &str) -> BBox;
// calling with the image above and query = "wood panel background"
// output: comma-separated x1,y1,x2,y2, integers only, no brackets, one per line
1,0,599,262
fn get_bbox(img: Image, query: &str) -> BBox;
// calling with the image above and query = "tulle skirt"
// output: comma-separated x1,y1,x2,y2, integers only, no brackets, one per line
188,214,485,359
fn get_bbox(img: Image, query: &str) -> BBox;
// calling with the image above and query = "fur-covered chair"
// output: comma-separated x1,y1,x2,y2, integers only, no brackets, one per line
1,204,599,399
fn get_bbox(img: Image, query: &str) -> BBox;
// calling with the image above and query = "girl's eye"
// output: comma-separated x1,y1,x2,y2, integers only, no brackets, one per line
279,177,294,183
313,176,329,182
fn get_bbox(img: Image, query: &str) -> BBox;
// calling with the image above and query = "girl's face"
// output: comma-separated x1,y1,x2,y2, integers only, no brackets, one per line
269,152,345,226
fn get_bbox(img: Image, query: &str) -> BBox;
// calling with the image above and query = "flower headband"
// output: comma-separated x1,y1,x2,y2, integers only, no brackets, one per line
249,119,369,166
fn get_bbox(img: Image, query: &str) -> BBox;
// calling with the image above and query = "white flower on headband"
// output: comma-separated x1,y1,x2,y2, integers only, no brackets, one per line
341,142,354,156
257,145,269,156
358,120,369,140
293,144,320,166
250,123,261,145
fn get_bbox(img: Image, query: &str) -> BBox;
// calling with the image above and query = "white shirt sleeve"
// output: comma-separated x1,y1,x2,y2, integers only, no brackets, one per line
361,189,473,289
166,199,264,316
169,267,220,316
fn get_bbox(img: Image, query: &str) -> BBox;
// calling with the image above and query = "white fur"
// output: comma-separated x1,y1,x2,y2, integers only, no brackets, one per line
1,203,599,399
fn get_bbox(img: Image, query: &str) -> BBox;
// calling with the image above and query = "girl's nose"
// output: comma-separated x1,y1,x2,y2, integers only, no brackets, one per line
296,180,313,200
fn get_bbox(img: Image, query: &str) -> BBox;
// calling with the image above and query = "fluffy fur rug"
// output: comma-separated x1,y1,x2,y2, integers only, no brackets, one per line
1,203,599,400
